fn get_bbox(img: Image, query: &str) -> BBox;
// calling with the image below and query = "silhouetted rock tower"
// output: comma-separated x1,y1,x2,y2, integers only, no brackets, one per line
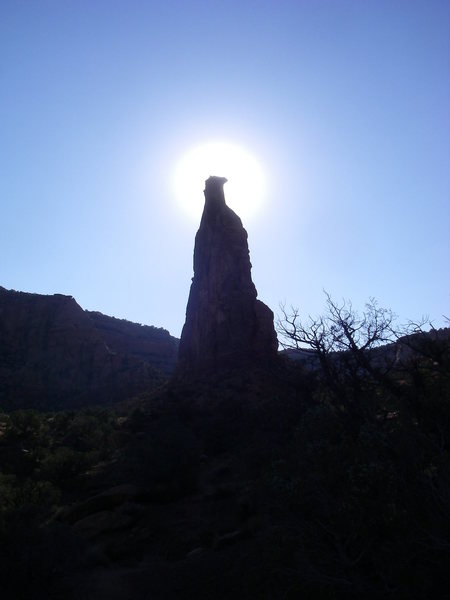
177,176,278,376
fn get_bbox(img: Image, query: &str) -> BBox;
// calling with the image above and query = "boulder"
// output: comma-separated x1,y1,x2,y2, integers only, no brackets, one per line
72,510,135,540
58,484,142,524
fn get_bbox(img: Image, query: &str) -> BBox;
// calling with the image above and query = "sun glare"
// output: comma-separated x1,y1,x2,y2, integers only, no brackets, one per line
173,141,266,221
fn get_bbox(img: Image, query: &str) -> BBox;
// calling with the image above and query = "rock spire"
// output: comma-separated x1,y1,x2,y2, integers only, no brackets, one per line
177,176,278,375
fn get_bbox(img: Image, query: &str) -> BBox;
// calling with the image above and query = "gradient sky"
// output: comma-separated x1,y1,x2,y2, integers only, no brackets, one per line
2,0,449,338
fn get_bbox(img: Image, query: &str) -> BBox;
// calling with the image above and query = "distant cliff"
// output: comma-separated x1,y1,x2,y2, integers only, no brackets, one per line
0,287,178,410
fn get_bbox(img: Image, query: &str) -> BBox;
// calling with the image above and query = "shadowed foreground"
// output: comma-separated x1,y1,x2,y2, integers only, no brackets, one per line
0,335,449,599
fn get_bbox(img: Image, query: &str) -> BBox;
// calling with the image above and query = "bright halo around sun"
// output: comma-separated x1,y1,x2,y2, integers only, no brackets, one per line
173,141,266,221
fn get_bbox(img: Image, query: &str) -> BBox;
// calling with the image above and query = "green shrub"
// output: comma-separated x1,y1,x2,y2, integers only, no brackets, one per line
40,446,93,485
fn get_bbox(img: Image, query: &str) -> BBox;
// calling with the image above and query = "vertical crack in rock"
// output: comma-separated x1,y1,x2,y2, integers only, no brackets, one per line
177,176,278,376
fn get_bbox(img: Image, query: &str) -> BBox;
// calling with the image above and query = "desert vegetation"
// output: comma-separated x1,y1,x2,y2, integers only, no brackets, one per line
0,297,448,598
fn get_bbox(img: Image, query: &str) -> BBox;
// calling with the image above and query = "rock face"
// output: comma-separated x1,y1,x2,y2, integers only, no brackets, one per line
178,176,278,375
0,287,178,410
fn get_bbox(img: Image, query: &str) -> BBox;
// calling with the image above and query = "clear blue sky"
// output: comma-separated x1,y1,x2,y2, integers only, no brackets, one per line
2,0,449,337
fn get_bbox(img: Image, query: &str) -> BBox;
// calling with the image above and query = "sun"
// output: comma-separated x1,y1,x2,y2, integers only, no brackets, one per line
173,141,266,221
